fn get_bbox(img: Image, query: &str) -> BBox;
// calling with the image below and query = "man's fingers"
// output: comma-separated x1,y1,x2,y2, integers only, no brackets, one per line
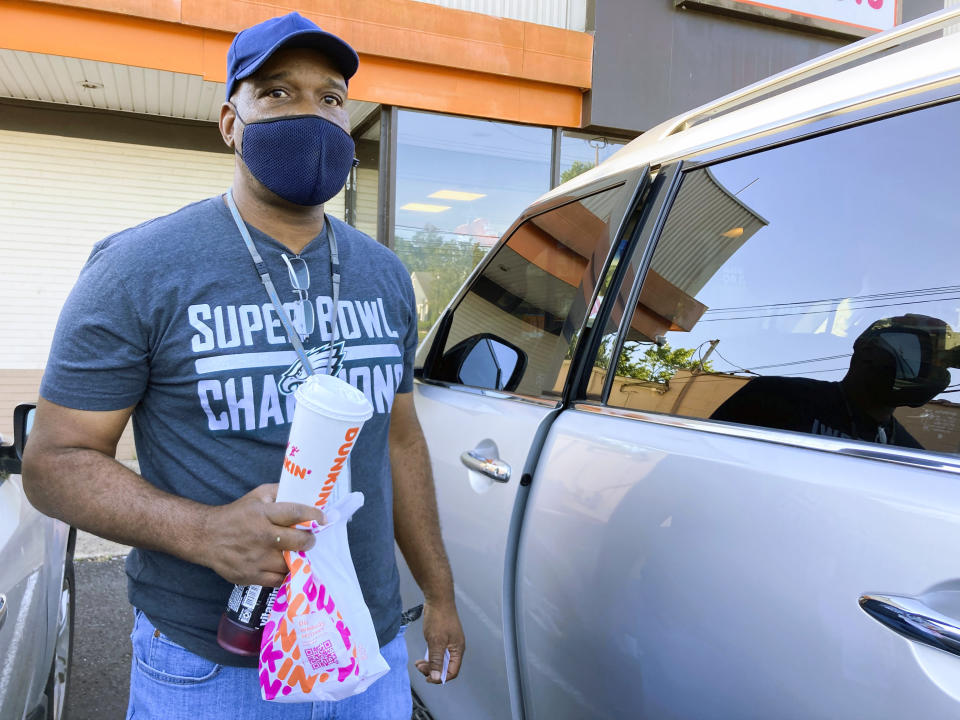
428,647,446,683
275,526,316,553
265,501,326,528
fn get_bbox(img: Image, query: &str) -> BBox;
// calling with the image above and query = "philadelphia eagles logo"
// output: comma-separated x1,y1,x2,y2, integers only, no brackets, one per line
278,341,346,394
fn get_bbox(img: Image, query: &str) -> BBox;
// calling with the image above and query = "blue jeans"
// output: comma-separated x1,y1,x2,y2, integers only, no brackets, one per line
126,610,412,720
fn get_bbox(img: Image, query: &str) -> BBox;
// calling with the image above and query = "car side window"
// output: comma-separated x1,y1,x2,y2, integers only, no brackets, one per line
597,99,960,455
427,184,629,397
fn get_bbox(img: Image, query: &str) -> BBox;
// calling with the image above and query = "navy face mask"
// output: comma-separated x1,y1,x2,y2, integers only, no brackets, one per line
234,107,356,206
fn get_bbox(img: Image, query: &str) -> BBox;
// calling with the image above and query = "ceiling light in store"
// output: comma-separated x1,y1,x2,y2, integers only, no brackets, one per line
401,202,451,213
429,190,487,201
80,80,103,89
720,227,744,238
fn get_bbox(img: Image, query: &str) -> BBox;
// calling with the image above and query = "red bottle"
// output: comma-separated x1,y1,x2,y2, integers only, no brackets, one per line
216,584,279,655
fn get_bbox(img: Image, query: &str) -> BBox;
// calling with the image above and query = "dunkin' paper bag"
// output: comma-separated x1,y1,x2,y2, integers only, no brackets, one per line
259,492,390,702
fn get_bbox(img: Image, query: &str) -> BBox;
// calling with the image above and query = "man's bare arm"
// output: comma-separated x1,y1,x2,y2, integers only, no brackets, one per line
389,391,465,683
22,397,324,587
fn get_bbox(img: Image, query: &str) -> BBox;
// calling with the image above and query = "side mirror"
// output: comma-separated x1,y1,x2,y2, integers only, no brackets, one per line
14,403,36,461
440,334,526,392
0,403,34,477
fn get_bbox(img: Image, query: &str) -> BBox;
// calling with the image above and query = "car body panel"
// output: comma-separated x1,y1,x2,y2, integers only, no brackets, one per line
516,407,960,718
0,473,67,720
398,382,557,720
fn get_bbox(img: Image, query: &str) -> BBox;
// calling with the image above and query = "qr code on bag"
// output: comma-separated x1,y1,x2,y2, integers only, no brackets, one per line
305,640,340,670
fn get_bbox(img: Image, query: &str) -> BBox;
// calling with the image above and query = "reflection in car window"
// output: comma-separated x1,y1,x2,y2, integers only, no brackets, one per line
429,184,628,397
598,100,960,455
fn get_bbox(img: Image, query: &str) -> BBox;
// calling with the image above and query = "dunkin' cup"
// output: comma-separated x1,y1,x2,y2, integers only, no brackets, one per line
216,374,374,655
275,374,374,509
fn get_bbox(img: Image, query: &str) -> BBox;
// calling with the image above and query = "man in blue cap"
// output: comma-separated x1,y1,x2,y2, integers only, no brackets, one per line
23,11,464,718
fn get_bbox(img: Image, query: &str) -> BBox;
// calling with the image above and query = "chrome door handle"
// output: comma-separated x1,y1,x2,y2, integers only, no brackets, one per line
0,594,6,631
460,450,511,483
860,594,960,657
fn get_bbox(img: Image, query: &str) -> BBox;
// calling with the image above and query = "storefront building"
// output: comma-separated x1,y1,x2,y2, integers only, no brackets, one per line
0,0,945,449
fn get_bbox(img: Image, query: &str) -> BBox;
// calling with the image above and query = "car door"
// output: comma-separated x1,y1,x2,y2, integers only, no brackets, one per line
515,94,960,718
0,471,50,718
397,172,645,720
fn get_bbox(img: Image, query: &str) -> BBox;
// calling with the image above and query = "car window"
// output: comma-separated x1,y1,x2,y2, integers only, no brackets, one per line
427,183,630,397
594,99,960,455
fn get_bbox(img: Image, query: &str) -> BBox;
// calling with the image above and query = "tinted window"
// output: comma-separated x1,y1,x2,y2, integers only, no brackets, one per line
429,185,629,397
598,100,960,455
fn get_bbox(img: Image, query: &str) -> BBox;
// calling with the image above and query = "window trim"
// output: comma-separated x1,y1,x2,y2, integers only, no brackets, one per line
415,376,562,409
686,81,960,171
573,401,960,476
597,161,686,405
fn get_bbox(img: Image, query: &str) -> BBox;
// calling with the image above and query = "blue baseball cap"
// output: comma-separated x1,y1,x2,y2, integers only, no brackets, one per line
226,12,359,99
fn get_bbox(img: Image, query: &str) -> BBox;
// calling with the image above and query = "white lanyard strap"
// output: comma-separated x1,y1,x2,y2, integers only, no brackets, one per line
225,190,340,376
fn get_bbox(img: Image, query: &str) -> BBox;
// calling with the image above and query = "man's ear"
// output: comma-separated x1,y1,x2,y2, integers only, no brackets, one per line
219,101,240,152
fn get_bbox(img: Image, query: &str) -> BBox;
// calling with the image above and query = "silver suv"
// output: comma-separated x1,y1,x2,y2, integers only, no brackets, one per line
398,9,960,719
1,405,74,720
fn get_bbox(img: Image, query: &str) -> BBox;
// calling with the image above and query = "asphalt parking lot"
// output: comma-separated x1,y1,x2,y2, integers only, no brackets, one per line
71,552,130,719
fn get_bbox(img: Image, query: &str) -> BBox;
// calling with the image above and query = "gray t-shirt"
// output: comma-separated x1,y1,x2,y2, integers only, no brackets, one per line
40,196,417,666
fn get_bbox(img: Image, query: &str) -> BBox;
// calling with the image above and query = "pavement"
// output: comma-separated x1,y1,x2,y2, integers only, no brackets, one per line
75,531,130,561
71,556,131,719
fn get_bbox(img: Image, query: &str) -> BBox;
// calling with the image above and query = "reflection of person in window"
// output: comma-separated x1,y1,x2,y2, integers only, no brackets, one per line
710,315,957,449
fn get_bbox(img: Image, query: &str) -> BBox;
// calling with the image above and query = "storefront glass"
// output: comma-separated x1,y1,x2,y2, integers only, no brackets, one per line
395,110,552,338
559,130,630,184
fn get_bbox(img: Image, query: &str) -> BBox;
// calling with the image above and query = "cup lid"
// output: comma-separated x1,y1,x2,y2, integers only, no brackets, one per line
294,374,373,422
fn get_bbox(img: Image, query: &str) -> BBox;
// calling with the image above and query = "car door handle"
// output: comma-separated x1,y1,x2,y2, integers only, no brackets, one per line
860,594,960,658
0,594,6,631
460,450,511,483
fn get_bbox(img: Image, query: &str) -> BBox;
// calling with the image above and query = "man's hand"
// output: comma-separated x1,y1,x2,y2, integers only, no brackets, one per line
390,392,466,684
414,600,465,684
199,483,326,587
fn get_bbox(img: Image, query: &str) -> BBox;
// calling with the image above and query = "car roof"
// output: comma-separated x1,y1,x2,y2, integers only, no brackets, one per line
541,7,960,203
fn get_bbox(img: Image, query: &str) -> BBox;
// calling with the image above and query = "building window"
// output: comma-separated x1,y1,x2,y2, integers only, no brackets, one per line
559,130,630,185
394,110,552,338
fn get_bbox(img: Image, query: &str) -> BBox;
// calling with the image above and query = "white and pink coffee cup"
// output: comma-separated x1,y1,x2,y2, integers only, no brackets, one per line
277,374,374,510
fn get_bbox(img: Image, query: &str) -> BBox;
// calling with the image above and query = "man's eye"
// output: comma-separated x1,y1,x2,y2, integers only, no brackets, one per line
323,94,344,106
267,88,288,99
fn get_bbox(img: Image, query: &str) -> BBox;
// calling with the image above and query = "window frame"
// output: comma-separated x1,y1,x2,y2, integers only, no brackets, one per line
578,93,960,475
417,167,646,401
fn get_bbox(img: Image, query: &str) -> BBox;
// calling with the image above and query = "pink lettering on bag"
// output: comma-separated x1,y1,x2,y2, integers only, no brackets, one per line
260,644,284,673
316,583,335,615
303,574,318,603
336,619,352,650
260,668,282,700
337,657,357,683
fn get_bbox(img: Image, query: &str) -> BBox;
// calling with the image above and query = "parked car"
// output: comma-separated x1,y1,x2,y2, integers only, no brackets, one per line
0,404,74,720
398,8,960,719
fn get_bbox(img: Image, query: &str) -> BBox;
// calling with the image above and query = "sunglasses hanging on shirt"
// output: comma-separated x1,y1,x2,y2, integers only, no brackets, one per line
224,189,340,377
280,253,316,340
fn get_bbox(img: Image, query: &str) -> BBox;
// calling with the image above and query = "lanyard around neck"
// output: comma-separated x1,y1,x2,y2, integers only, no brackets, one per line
225,189,340,377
